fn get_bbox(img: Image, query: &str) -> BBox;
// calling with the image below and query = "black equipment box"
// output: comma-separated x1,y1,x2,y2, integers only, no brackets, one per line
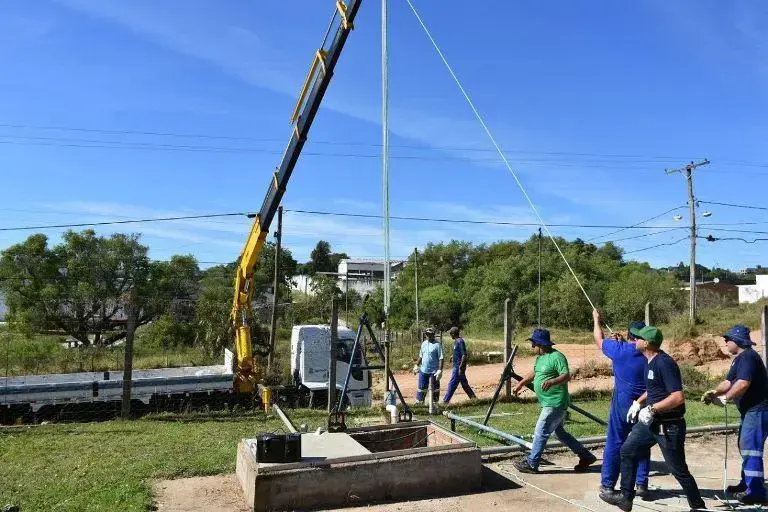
255,433,302,463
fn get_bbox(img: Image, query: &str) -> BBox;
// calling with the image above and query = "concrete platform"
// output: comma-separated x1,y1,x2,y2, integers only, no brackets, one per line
236,421,482,511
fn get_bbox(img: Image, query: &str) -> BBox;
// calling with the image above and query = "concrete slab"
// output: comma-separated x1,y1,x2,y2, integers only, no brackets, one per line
236,421,482,511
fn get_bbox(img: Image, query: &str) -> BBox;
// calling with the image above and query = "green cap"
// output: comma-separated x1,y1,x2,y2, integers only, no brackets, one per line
629,325,663,347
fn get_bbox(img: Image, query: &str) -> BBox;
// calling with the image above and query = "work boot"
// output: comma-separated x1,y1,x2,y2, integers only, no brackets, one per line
513,459,538,474
634,484,650,501
599,490,633,512
574,453,597,472
600,486,618,496
736,492,768,505
726,482,746,494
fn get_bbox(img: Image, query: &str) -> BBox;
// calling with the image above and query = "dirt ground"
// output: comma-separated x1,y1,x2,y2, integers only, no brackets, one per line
387,340,738,404
153,433,753,512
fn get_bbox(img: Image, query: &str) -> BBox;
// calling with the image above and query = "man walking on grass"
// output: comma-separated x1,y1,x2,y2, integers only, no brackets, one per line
702,324,768,505
441,326,477,404
592,310,651,499
512,328,597,474
413,327,443,405
600,325,705,512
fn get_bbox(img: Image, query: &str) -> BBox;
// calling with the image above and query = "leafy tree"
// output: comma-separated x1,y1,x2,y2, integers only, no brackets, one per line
420,284,461,331
0,231,199,346
604,269,684,326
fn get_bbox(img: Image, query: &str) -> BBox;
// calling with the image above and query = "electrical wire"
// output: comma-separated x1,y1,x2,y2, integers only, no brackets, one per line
587,205,688,242
699,200,768,212
624,236,689,254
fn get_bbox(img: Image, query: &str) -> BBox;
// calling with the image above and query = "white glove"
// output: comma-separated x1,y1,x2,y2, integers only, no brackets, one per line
626,400,642,423
434,369,442,381
702,390,726,407
412,365,420,375
638,406,655,426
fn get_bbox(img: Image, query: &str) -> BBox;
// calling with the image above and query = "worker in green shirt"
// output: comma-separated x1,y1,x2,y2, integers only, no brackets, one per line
513,328,597,473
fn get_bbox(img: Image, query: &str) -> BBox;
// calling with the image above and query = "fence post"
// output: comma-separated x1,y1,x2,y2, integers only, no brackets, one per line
121,293,137,420
504,298,512,399
761,305,767,367
645,302,652,326
328,300,338,413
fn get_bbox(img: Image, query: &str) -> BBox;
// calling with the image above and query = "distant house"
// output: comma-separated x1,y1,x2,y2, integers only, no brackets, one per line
338,259,404,296
737,275,768,304
291,274,316,296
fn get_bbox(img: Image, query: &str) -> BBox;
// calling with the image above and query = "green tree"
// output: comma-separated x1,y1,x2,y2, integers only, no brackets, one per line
420,284,461,331
0,230,199,346
604,268,684,326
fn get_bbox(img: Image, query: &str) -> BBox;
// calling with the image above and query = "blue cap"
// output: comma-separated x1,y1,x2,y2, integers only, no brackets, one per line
528,328,555,347
723,324,754,348
628,321,646,340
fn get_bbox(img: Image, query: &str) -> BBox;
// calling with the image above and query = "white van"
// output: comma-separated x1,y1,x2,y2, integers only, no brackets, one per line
290,325,372,408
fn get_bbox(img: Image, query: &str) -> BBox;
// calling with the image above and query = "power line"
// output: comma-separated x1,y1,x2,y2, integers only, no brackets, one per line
587,204,687,242
601,227,686,244
699,200,768,212
700,235,768,244
624,236,689,254
5,208,768,233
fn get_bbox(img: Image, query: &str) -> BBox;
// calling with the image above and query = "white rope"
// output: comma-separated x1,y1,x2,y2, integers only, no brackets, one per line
403,0,609,329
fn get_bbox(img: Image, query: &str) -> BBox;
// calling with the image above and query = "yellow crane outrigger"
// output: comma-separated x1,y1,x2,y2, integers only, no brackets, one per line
231,0,363,392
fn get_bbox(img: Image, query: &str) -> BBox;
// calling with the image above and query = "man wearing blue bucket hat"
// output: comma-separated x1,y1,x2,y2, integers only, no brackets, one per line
702,324,768,505
592,310,651,499
512,328,596,474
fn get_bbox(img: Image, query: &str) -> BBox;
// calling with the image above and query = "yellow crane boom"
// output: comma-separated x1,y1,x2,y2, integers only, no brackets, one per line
231,0,363,392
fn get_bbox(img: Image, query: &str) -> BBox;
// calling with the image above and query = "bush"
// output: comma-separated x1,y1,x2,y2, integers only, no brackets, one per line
679,364,720,396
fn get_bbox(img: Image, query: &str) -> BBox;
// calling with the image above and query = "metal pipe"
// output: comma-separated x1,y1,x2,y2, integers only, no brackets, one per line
479,424,739,456
444,411,532,449
272,403,298,433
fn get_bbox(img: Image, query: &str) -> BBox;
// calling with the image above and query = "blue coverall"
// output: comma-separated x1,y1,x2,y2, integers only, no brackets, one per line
727,348,768,499
601,339,650,490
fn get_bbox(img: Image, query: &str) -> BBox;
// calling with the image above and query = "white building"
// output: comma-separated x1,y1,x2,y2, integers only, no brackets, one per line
338,259,404,296
291,274,316,296
737,274,768,304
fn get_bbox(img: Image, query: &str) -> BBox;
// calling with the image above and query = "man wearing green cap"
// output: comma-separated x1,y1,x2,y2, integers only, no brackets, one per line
600,325,705,512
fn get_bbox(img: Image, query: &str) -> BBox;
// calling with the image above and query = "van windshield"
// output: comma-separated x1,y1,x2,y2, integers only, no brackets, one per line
336,338,363,365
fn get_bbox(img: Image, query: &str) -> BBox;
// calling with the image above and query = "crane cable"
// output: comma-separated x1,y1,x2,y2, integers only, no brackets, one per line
404,0,611,331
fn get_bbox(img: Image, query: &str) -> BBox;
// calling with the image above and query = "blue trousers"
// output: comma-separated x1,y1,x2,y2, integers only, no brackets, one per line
527,406,592,469
602,393,650,489
416,371,440,403
739,409,768,499
442,365,476,403
620,421,704,509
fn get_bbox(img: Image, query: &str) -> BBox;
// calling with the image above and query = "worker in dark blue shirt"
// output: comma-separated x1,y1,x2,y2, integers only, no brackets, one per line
702,324,768,505
600,325,705,512
441,326,477,404
592,310,650,499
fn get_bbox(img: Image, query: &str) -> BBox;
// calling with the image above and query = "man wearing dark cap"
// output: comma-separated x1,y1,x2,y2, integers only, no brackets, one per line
702,324,768,504
592,310,650,498
601,325,705,512
512,328,596,473
441,326,477,404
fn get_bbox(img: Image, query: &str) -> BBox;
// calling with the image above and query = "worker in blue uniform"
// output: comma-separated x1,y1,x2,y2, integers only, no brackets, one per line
441,326,477,404
592,309,650,499
413,327,443,404
702,324,768,505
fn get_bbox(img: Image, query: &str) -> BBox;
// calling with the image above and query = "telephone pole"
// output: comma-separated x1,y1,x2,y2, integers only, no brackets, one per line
537,227,542,328
665,159,710,323
267,206,282,372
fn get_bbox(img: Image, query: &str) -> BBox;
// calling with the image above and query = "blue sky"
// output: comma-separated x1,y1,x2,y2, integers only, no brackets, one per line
1,1,768,272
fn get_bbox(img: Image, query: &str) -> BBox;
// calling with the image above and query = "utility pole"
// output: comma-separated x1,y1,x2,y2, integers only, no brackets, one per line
538,227,542,328
328,299,338,412
414,247,420,339
503,298,513,399
267,206,282,372
121,289,137,420
665,159,710,323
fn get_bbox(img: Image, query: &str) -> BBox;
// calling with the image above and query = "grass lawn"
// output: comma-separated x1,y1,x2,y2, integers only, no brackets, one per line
0,398,733,512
